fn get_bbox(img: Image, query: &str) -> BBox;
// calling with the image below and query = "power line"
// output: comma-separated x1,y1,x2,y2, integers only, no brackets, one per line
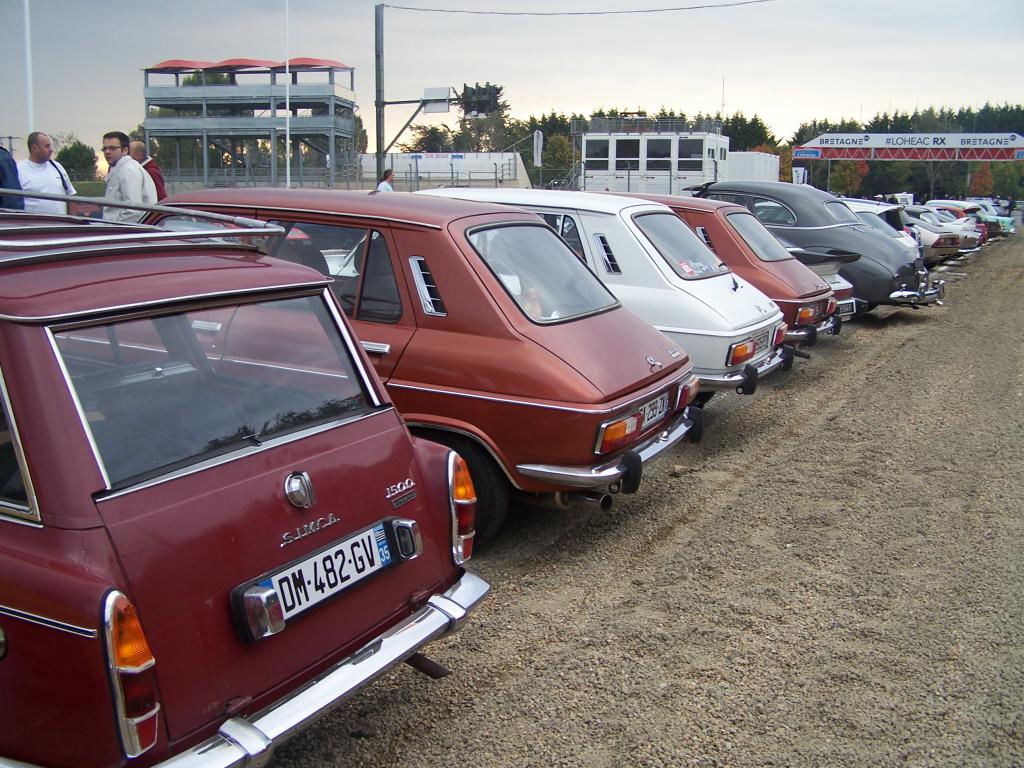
384,0,774,16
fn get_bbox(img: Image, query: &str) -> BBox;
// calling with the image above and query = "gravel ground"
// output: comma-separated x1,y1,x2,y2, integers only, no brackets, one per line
275,232,1023,768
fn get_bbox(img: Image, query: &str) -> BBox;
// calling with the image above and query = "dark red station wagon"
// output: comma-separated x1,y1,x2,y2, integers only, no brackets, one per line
0,205,488,767
159,190,704,538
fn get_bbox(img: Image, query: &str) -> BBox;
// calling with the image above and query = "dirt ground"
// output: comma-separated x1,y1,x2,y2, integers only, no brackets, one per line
276,232,1023,768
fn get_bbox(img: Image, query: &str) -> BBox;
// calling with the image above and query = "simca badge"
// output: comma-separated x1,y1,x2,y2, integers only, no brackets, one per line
284,471,316,509
646,355,663,371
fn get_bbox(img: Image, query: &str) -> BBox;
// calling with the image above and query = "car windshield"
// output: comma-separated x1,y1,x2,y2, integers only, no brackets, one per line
467,223,617,323
725,211,792,262
855,211,900,236
53,294,373,488
824,201,861,223
633,211,729,279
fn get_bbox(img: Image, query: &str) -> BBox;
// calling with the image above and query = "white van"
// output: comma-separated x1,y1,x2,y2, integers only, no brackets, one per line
420,188,791,398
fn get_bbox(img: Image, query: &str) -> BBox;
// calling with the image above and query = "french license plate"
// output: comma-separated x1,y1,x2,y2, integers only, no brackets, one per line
640,392,670,428
753,330,770,352
263,523,393,621
837,298,856,315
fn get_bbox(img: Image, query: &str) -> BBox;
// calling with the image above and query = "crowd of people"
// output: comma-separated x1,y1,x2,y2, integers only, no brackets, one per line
0,129,167,220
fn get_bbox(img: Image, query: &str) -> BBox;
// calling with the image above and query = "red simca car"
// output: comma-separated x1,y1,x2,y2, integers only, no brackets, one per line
627,194,840,347
158,189,704,539
0,205,487,767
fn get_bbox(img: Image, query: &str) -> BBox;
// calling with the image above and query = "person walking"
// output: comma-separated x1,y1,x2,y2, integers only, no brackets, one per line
130,140,167,201
0,141,24,210
17,132,76,214
102,131,150,221
375,168,395,192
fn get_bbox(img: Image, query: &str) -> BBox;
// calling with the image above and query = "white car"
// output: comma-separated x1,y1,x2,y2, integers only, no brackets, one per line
419,188,791,399
841,199,919,260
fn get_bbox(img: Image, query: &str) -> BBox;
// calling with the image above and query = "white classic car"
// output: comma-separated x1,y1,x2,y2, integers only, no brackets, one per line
419,188,791,399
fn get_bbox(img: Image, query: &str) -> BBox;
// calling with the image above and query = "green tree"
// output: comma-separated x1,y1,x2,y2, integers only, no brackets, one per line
401,124,454,153
992,162,1023,198
56,139,97,181
354,115,368,153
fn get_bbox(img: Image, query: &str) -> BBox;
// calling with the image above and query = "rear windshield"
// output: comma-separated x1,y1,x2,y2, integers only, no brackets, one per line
824,201,860,223
725,211,792,262
855,211,899,236
53,294,373,488
467,224,617,323
633,211,729,279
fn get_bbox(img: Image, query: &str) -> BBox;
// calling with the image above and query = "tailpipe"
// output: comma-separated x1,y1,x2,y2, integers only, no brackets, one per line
554,490,614,512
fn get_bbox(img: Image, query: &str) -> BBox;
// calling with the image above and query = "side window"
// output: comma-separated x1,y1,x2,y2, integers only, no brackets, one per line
615,139,640,171
558,216,586,262
646,138,672,171
356,232,402,323
0,399,29,510
751,197,796,226
678,138,703,172
584,139,609,172
708,193,748,207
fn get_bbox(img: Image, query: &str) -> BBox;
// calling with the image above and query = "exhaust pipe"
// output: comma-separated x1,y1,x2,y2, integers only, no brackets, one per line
553,490,614,512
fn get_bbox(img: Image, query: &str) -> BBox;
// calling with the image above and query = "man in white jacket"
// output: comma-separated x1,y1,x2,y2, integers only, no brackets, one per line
102,131,154,222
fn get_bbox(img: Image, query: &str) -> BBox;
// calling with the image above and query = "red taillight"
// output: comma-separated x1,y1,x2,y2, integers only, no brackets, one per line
104,591,160,758
826,296,837,315
676,377,700,409
773,323,788,346
795,305,815,325
596,412,643,454
727,339,756,366
449,452,476,564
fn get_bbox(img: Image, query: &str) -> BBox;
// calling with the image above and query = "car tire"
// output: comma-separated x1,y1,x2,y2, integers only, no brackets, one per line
692,391,716,408
425,432,509,542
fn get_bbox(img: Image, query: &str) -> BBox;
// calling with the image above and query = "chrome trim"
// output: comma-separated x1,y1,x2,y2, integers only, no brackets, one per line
888,279,946,305
698,346,787,391
766,222,860,231
0,603,97,638
96,409,397,500
387,367,692,416
408,255,448,317
360,341,392,356
447,451,475,565
165,201,444,231
785,314,837,342
390,518,423,560
139,572,489,768
0,226,283,254
320,288,384,409
0,281,328,323
103,591,160,758
516,407,695,488
0,365,40,523
208,356,352,381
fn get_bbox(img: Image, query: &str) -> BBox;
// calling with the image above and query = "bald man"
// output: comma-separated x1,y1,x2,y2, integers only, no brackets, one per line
130,141,166,202
18,132,76,214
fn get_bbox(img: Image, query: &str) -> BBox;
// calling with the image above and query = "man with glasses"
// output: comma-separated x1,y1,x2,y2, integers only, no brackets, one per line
102,131,151,221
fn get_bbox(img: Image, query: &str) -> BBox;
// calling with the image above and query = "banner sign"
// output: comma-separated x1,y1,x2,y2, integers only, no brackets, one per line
793,133,1024,162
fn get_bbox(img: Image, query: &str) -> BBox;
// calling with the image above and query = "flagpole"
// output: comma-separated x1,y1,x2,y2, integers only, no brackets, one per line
24,0,34,136
285,0,291,188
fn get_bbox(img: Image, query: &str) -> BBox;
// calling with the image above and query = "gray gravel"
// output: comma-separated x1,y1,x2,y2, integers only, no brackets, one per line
274,234,1024,768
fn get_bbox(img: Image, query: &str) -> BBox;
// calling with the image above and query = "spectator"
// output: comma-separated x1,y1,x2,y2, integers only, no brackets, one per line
17,132,76,214
375,168,395,192
0,141,24,210
101,131,151,221
129,140,167,201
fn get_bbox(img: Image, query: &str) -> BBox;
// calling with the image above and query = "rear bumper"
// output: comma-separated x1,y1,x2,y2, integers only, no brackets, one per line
516,405,699,490
698,345,788,394
784,314,840,345
147,571,489,768
889,279,945,306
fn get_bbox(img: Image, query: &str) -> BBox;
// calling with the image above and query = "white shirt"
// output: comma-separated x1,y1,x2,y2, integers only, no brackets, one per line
17,159,76,214
104,155,148,222
376,180,394,192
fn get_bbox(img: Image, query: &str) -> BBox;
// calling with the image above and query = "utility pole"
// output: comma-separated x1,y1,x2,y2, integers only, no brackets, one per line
375,4,385,182
24,0,34,134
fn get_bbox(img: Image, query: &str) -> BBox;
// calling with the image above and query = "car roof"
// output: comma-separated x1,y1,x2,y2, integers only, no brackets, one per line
704,180,836,202
166,187,524,228
842,198,902,213
616,193,746,214
417,187,668,215
0,212,328,321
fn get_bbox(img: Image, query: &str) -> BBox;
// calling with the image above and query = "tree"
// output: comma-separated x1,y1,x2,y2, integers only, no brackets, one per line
354,115,368,153
56,139,97,181
401,124,454,153
992,162,1023,198
829,160,868,196
969,163,994,196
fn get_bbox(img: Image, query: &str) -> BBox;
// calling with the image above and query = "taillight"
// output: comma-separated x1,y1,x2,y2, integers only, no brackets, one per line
727,339,756,366
676,376,700,409
103,591,160,758
773,323,788,346
448,452,476,564
795,305,816,325
826,296,837,315
595,411,643,454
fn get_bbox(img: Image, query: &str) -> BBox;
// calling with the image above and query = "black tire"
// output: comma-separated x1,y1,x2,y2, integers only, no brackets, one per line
424,432,509,542
692,391,716,408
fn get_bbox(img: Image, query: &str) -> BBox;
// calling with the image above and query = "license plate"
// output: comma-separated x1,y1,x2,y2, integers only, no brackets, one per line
753,330,770,352
837,298,856,315
262,523,393,622
640,392,670,428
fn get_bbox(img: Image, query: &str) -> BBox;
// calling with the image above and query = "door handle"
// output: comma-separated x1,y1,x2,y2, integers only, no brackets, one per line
361,341,391,355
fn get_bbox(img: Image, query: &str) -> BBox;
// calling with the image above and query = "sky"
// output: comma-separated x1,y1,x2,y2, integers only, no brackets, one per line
1,0,1022,168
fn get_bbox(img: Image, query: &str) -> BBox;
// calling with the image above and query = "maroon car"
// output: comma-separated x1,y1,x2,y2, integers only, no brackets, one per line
158,190,704,539
628,194,840,346
0,207,487,767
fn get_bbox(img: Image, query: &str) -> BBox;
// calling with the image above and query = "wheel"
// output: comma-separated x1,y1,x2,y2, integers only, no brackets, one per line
692,391,716,408
425,432,509,542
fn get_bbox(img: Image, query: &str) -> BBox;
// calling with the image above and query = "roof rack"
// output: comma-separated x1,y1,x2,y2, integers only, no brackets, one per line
0,189,284,265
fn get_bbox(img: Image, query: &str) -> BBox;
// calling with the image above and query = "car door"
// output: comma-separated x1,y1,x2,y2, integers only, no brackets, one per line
258,214,416,382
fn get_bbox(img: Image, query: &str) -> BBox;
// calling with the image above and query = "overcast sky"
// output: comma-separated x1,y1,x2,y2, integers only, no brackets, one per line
1,0,1021,166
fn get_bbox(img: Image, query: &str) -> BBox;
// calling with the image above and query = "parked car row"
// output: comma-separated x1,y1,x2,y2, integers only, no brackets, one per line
0,177,1001,767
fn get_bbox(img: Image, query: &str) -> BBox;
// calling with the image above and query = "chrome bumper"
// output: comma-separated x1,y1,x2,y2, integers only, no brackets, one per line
698,345,789,394
516,405,699,490
145,572,489,768
889,279,946,306
784,314,840,346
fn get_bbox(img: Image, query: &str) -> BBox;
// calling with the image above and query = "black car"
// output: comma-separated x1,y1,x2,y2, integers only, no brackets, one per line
693,181,944,313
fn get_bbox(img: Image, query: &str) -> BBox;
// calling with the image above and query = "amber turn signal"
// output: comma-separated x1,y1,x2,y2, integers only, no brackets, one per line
111,594,155,670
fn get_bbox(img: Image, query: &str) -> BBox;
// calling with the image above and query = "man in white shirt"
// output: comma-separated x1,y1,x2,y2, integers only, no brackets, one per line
102,131,151,222
17,132,76,214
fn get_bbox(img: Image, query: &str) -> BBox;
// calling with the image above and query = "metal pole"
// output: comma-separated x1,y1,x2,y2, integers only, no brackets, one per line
285,0,291,188
23,0,33,135
374,4,385,183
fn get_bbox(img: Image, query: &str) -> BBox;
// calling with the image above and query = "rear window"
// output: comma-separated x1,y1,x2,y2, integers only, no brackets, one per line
855,211,899,236
824,201,860,223
467,224,617,323
633,211,729,279
726,211,793,262
54,294,374,488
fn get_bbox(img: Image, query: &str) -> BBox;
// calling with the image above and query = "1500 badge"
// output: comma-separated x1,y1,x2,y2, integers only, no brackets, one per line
281,513,339,548
386,477,417,508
